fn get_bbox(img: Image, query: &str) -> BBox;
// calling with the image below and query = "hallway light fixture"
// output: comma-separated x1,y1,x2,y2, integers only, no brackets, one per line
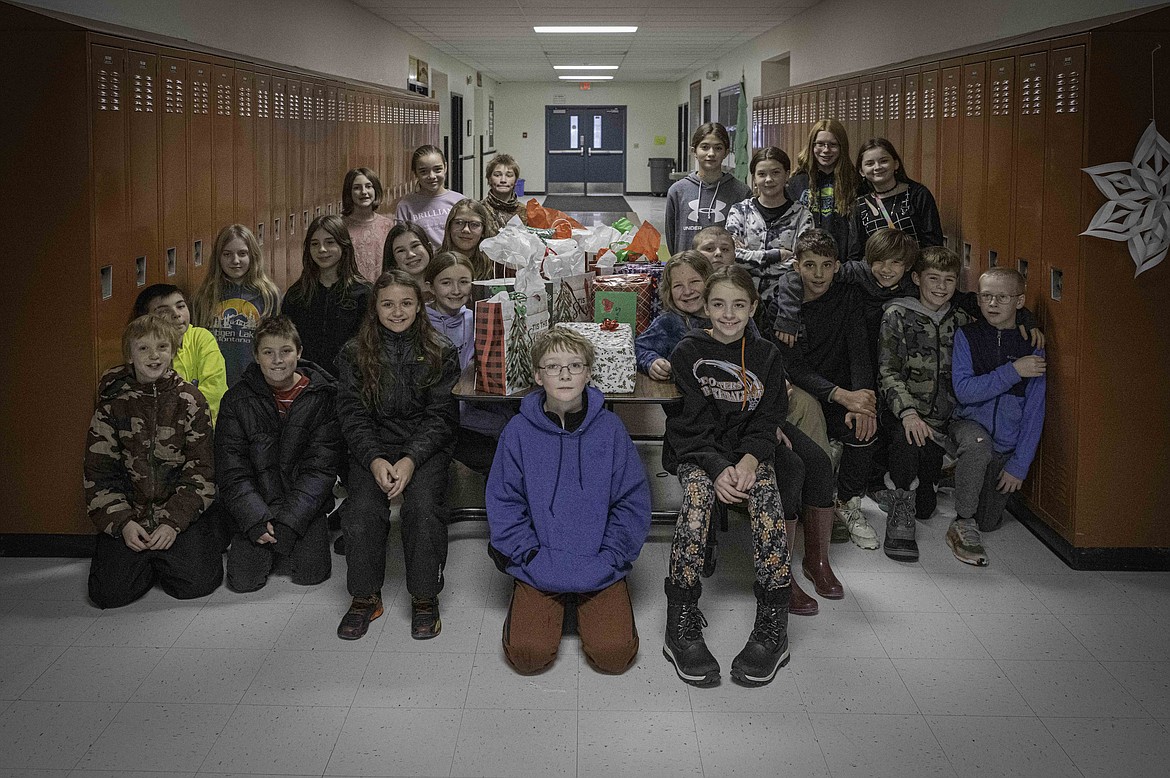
558,76,614,81
534,26,637,33
553,65,620,70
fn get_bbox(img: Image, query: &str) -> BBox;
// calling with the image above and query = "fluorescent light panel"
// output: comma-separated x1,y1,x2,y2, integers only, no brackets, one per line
553,65,619,70
558,76,614,81
534,26,637,33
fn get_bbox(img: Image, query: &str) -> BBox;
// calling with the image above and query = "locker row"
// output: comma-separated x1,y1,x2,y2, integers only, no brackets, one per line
88,33,438,370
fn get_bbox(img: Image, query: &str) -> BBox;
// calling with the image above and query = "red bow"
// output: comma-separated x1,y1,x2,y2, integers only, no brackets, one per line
600,318,619,331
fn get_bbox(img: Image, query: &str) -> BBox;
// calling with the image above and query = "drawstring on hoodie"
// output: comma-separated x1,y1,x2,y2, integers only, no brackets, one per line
739,335,749,410
546,428,585,515
704,178,723,225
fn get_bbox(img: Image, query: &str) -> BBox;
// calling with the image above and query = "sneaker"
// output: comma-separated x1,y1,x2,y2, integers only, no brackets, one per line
836,496,878,550
830,511,851,544
946,518,989,566
882,489,919,562
337,594,383,640
411,596,442,639
730,584,791,687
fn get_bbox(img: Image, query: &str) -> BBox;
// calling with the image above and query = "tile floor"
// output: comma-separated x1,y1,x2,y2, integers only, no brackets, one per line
3,490,1170,778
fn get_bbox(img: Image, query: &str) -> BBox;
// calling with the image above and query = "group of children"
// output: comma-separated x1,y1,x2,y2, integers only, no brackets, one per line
85,125,1047,691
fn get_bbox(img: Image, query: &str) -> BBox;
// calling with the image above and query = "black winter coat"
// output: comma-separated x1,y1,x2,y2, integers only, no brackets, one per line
334,327,459,470
214,360,343,536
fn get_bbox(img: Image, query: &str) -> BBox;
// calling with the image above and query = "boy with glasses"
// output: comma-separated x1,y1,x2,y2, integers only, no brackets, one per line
486,328,651,674
947,268,1047,565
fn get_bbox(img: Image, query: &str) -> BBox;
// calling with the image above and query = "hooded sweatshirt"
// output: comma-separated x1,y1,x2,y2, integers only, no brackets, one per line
486,386,651,594
878,297,972,431
663,328,788,478
664,172,751,254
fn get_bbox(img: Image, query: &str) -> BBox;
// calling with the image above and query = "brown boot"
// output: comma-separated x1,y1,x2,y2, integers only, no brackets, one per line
786,519,819,616
802,506,844,599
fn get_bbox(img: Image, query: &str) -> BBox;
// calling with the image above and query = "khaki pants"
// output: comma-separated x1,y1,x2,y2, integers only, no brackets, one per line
503,578,638,675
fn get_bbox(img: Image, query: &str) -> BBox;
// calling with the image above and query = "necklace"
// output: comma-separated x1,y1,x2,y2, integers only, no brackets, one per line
873,181,899,195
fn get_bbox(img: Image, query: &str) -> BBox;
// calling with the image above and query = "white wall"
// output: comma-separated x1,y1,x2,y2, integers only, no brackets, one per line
15,0,497,181
493,82,679,193
676,0,1167,116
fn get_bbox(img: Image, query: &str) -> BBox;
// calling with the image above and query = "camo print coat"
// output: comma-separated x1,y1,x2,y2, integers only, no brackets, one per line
84,365,216,534
878,297,972,431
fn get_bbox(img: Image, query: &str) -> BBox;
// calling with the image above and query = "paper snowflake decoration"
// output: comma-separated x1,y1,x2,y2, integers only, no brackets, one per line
1082,120,1170,277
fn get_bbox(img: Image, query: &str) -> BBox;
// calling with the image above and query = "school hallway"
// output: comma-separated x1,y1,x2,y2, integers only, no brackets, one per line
2,487,1170,778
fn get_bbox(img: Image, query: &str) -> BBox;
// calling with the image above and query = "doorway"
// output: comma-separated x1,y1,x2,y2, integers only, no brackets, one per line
545,105,627,195
450,93,464,194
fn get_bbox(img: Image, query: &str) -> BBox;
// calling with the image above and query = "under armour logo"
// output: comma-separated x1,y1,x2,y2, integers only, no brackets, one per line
688,197,728,224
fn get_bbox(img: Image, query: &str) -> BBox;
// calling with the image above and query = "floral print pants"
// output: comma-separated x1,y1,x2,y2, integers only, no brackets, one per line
669,463,791,590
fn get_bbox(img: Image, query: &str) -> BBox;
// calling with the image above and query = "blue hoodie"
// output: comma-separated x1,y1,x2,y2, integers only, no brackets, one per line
486,386,651,594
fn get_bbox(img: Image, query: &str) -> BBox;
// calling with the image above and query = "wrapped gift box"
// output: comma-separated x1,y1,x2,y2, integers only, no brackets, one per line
611,262,665,322
555,321,635,394
593,274,654,334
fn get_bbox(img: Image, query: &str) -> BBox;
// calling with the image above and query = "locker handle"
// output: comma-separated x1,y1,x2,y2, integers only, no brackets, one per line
135,256,147,287
1018,258,1029,282
193,240,203,267
100,266,113,300
988,249,998,268
166,248,177,277
1050,268,1063,302
962,242,972,268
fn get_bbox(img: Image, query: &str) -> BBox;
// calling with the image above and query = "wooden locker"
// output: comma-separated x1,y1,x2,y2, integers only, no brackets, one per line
271,76,289,290
254,70,273,284
959,57,988,290
186,59,213,288
918,66,940,197
127,49,159,292
287,78,303,259
984,55,1016,290
233,66,256,234
836,82,849,130
857,79,873,143
211,62,234,229
328,84,343,214
872,77,887,141
937,61,962,251
845,81,860,150
816,88,827,122
826,87,838,123
302,80,318,224
1037,43,1086,534
315,83,329,215
90,42,131,371
159,53,188,291
885,74,904,154
902,70,921,179
1011,48,1047,515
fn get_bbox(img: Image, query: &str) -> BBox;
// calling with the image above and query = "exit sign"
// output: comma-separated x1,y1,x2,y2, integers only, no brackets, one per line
580,82,591,90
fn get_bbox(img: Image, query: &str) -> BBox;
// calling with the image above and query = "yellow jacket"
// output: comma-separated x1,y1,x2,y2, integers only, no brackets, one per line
173,326,227,424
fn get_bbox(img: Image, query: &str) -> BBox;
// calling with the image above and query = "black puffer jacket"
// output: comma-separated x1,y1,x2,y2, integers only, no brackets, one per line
334,327,459,470
214,359,343,536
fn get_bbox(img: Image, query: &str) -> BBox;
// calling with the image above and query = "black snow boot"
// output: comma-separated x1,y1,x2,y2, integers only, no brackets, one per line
730,582,791,687
663,578,720,687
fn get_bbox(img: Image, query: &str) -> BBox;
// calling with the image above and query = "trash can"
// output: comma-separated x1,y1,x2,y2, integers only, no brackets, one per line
648,157,675,196
515,178,525,197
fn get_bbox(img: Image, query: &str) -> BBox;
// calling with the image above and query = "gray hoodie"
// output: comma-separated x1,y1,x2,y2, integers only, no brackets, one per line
664,172,751,254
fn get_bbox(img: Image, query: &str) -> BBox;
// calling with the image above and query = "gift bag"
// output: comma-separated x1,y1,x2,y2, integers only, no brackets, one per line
593,274,654,334
525,199,583,239
548,272,595,324
623,220,663,262
555,321,636,394
611,262,666,322
474,275,550,395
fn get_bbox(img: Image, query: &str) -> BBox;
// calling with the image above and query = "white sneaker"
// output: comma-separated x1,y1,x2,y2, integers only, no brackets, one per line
836,496,878,550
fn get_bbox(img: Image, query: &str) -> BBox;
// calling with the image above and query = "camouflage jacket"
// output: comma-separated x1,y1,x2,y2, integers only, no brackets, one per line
878,298,972,430
84,365,216,534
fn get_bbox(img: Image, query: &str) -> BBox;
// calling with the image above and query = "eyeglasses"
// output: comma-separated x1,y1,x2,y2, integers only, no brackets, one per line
977,292,1022,304
813,141,840,150
452,219,484,232
538,362,588,376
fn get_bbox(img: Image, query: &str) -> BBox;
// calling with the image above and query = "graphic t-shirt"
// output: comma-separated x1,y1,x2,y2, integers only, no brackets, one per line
209,283,270,386
394,190,465,249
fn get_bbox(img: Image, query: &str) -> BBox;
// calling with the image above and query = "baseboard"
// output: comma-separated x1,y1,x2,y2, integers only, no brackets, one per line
1009,496,1170,571
0,533,95,558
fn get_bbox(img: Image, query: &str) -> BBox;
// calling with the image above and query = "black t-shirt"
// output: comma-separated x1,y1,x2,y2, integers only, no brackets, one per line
754,198,793,224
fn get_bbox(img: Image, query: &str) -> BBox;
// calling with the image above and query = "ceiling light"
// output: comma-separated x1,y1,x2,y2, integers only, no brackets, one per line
553,65,619,70
534,26,637,33
558,76,614,81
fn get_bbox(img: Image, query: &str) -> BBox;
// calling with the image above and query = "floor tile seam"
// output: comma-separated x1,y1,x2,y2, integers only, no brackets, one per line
1034,715,1092,778
992,655,1158,719
447,706,467,778
1048,613,1138,663
920,711,970,778
72,697,135,774
1096,659,1170,720
922,565,1056,617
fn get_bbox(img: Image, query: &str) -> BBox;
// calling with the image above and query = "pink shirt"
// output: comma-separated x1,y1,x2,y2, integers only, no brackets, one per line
394,190,465,249
344,212,395,283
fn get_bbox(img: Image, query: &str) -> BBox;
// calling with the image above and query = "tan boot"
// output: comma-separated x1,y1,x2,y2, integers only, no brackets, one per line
802,506,845,599
785,519,819,616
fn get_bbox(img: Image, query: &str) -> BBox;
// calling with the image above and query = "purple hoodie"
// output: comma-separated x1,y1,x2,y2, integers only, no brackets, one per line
486,386,651,594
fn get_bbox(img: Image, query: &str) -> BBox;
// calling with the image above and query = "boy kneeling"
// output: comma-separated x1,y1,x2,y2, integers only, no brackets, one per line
486,328,651,674
215,316,342,591
86,315,221,608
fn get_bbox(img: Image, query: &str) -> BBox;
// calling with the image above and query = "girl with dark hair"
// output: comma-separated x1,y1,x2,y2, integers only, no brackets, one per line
383,221,436,291
333,270,459,642
664,122,751,254
394,145,465,247
282,214,371,373
848,137,942,262
341,167,395,283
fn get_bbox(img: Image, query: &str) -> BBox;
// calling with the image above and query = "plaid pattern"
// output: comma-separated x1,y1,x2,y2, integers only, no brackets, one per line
611,262,665,322
593,274,655,335
475,298,508,395
474,292,550,396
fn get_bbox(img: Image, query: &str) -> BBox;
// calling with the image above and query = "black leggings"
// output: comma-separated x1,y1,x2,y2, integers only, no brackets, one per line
774,420,835,517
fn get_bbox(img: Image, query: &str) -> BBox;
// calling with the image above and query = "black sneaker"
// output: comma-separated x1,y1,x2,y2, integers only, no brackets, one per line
337,594,383,640
663,578,720,687
411,596,442,640
730,583,791,687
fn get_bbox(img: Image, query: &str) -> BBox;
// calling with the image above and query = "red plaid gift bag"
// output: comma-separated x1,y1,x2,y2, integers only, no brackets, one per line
474,290,550,395
592,274,654,334
611,262,665,323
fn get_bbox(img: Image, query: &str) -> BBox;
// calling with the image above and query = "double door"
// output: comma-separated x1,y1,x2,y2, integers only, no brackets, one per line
546,105,625,195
